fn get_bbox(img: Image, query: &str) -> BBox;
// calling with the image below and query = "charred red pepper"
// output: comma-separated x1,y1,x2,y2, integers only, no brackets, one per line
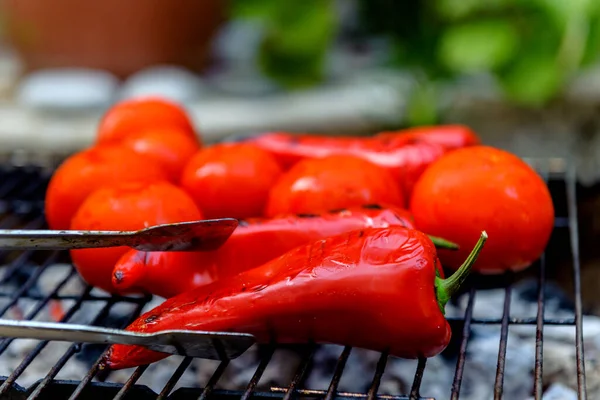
376,125,480,151
245,125,479,195
102,228,487,370
112,204,457,298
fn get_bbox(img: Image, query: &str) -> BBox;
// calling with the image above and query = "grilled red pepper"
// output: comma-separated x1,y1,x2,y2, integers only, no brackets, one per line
245,125,479,195
102,228,487,370
111,205,457,298
376,125,480,151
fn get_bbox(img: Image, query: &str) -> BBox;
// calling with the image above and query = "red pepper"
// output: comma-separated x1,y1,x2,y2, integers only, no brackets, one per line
376,125,481,151
111,205,457,298
102,228,487,370
245,125,479,195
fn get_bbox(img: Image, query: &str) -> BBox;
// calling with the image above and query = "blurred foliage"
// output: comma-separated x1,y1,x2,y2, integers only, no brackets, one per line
230,0,600,122
230,0,338,88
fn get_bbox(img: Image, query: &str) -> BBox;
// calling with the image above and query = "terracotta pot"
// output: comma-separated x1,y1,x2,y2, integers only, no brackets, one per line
0,0,227,78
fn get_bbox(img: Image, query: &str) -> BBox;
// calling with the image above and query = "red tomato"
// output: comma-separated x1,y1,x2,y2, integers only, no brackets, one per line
44,145,169,230
409,145,554,274
70,180,203,293
180,143,283,219
120,127,201,182
265,155,405,217
96,97,199,145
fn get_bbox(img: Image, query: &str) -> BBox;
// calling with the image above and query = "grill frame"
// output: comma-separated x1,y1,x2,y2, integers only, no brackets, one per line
0,155,588,400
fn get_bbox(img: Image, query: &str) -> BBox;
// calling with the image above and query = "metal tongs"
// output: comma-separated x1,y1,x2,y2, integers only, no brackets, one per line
0,319,256,360
0,218,254,360
0,218,239,252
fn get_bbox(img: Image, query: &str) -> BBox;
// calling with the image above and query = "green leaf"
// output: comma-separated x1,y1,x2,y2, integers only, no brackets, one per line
556,11,589,73
257,0,338,88
532,0,599,27
499,53,564,106
229,0,279,19
435,0,513,21
438,19,519,73
582,14,600,66
405,82,439,126
265,0,337,56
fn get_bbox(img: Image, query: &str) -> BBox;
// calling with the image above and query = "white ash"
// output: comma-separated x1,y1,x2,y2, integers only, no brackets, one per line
528,383,578,400
0,262,143,390
0,339,91,387
291,279,600,400
37,264,82,296
0,263,93,389
1,261,599,400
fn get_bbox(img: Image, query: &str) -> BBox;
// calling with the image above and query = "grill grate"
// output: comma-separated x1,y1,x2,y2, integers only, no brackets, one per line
0,157,588,400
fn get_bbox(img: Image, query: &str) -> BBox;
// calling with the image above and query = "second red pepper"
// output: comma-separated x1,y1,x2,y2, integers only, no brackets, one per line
112,205,457,298
245,125,480,195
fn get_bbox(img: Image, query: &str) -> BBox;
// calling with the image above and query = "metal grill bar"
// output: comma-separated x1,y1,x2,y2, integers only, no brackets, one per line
240,345,276,400
67,299,148,400
0,267,76,347
409,358,426,400
0,292,149,302
112,365,149,400
158,357,194,400
447,317,574,325
68,355,110,399
533,256,545,400
198,359,231,400
324,346,353,400
366,351,388,400
282,345,316,400
0,158,588,400
0,281,89,396
532,160,551,400
450,288,476,400
272,388,432,400
275,388,438,400
493,281,512,399
0,219,46,283
0,251,60,316
567,166,587,399
27,300,119,400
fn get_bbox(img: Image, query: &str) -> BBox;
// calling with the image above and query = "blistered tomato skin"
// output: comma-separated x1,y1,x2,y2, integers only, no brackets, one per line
96,97,199,145
409,145,554,274
265,155,405,217
69,181,203,293
180,143,283,219
120,128,200,182
44,145,169,230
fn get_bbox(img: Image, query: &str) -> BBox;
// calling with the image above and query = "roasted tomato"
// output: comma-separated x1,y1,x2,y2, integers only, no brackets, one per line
44,145,169,230
180,143,283,219
119,127,201,181
69,180,203,293
265,155,405,217
96,97,199,145
410,145,554,274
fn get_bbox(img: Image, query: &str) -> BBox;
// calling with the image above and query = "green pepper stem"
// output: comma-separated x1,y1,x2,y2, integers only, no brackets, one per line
435,231,488,314
428,235,459,251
